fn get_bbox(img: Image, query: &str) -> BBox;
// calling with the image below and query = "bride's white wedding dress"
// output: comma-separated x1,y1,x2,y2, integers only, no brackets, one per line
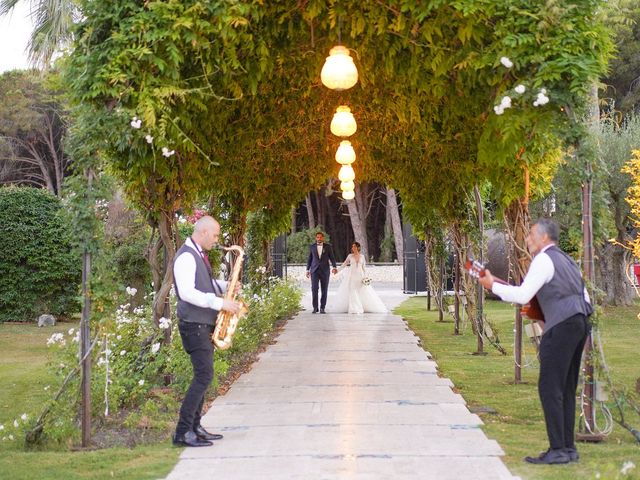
332,254,387,314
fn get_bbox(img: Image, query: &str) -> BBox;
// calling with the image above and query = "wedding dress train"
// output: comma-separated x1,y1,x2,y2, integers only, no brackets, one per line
331,254,387,314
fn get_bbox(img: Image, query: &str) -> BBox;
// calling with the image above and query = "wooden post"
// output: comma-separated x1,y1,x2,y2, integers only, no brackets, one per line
580,161,598,436
80,170,92,447
454,251,460,335
474,185,485,353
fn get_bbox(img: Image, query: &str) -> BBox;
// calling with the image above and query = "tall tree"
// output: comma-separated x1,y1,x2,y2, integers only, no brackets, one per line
0,70,69,195
0,0,78,68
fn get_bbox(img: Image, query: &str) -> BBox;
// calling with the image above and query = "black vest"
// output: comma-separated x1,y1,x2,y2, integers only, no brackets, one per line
173,242,219,325
536,246,593,333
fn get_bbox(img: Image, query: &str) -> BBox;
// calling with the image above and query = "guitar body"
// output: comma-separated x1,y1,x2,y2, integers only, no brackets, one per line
465,259,545,323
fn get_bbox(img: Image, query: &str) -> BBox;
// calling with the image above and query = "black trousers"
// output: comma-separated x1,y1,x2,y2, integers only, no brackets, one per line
310,269,330,310
176,321,214,436
538,314,590,450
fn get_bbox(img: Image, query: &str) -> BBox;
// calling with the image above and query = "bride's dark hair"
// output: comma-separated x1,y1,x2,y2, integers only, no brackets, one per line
352,242,361,252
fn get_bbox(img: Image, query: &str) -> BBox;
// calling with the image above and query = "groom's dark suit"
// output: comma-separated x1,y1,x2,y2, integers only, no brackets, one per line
306,242,337,312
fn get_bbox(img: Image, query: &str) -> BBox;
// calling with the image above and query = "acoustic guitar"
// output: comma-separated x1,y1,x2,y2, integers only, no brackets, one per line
465,259,545,322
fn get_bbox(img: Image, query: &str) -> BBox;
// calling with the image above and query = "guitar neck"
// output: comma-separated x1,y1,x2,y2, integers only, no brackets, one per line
491,275,509,286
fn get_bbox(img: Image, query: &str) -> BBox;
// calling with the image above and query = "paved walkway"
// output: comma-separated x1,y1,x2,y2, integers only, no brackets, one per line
166,283,518,480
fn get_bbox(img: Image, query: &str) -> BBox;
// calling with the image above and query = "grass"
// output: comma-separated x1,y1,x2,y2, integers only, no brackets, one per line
395,297,640,480
0,322,180,480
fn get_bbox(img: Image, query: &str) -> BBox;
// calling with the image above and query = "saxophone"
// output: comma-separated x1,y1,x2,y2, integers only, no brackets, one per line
212,245,249,350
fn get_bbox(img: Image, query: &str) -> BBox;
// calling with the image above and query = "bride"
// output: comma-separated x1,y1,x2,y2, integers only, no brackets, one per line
332,242,387,314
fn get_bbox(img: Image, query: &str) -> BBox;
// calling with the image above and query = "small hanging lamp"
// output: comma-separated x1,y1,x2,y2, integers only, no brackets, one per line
338,164,355,182
342,190,355,200
340,180,355,192
335,140,356,165
320,45,358,91
330,106,357,137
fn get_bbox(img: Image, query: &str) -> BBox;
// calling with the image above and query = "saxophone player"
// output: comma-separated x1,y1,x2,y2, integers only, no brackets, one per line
172,215,241,447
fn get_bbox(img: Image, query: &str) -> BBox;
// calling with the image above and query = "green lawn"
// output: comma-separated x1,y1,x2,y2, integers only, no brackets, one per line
395,298,640,480
0,322,179,480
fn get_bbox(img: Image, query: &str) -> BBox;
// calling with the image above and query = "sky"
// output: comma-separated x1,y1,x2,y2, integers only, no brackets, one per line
0,2,34,73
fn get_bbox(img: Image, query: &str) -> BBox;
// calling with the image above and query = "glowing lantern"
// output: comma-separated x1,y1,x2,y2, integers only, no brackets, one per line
335,140,356,165
338,165,355,182
340,180,355,192
342,190,355,200
320,45,358,91
330,106,357,137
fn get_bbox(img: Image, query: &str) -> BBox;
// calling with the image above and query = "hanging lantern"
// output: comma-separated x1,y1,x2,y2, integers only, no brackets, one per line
338,165,355,182
320,45,358,91
340,180,355,192
335,140,356,165
342,190,355,200
330,106,357,137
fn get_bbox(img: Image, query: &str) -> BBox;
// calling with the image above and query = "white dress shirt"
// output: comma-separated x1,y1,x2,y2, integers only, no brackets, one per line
174,238,228,311
492,244,590,304
317,243,323,258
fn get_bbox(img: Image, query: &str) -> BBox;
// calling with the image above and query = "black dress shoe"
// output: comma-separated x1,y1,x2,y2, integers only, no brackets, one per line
564,447,579,462
525,448,570,464
312,309,318,314
173,430,212,447
320,309,326,314
194,425,224,441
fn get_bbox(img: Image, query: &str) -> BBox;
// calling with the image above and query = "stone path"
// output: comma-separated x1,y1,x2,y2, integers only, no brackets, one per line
165,283,518,480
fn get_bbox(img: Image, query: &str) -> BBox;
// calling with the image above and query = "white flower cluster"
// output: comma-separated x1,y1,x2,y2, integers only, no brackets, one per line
621,461,636,475
493,95,512,115
161,147,176,158
151,342,161,354
125,286,137,296
495,56,551,113
129,116,177,157
533,88,549,107
255,266,267,275
159,317,171,330
500,56,513,68
46,333,65,347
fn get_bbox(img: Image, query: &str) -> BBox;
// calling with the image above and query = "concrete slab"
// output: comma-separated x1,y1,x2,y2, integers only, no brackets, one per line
165,456,516,480
164,283,518,480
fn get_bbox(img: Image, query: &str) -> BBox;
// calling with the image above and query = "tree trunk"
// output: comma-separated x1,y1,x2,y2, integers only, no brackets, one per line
347,184,368,259
425,229,445,321
386,187,403,264
152,211,177,327
306,193,316,229
504,196,531,383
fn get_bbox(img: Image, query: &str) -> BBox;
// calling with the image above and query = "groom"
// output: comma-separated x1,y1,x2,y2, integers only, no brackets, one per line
306,232,338,314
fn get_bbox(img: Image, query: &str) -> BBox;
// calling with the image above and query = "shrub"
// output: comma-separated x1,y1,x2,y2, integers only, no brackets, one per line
0,187,80,323
29,274,302,447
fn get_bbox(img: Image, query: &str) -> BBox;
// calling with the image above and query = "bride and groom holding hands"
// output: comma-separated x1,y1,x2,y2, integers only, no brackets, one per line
305,232,387,314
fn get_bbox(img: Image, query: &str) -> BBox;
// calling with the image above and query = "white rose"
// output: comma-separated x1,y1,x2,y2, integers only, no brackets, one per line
515,84,526,94
500,56,513,68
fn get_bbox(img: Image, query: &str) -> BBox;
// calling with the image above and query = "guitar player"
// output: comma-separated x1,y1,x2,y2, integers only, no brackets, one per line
478,218,593,465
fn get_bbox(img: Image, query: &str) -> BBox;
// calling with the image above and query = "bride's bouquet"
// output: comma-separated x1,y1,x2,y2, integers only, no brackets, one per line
362,277,372,286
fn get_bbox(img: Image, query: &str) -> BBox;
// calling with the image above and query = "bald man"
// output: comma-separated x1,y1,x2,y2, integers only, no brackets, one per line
172,216,241,447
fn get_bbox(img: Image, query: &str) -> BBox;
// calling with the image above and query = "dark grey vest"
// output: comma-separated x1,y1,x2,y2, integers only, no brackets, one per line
173,242,219,325
536,246,593,333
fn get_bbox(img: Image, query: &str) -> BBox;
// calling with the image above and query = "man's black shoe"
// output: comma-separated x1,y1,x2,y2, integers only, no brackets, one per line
524,448,570,464
194,425,223,441
173,430,213,447
564,447,579,462
320,309,326,314
312,309,318,314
